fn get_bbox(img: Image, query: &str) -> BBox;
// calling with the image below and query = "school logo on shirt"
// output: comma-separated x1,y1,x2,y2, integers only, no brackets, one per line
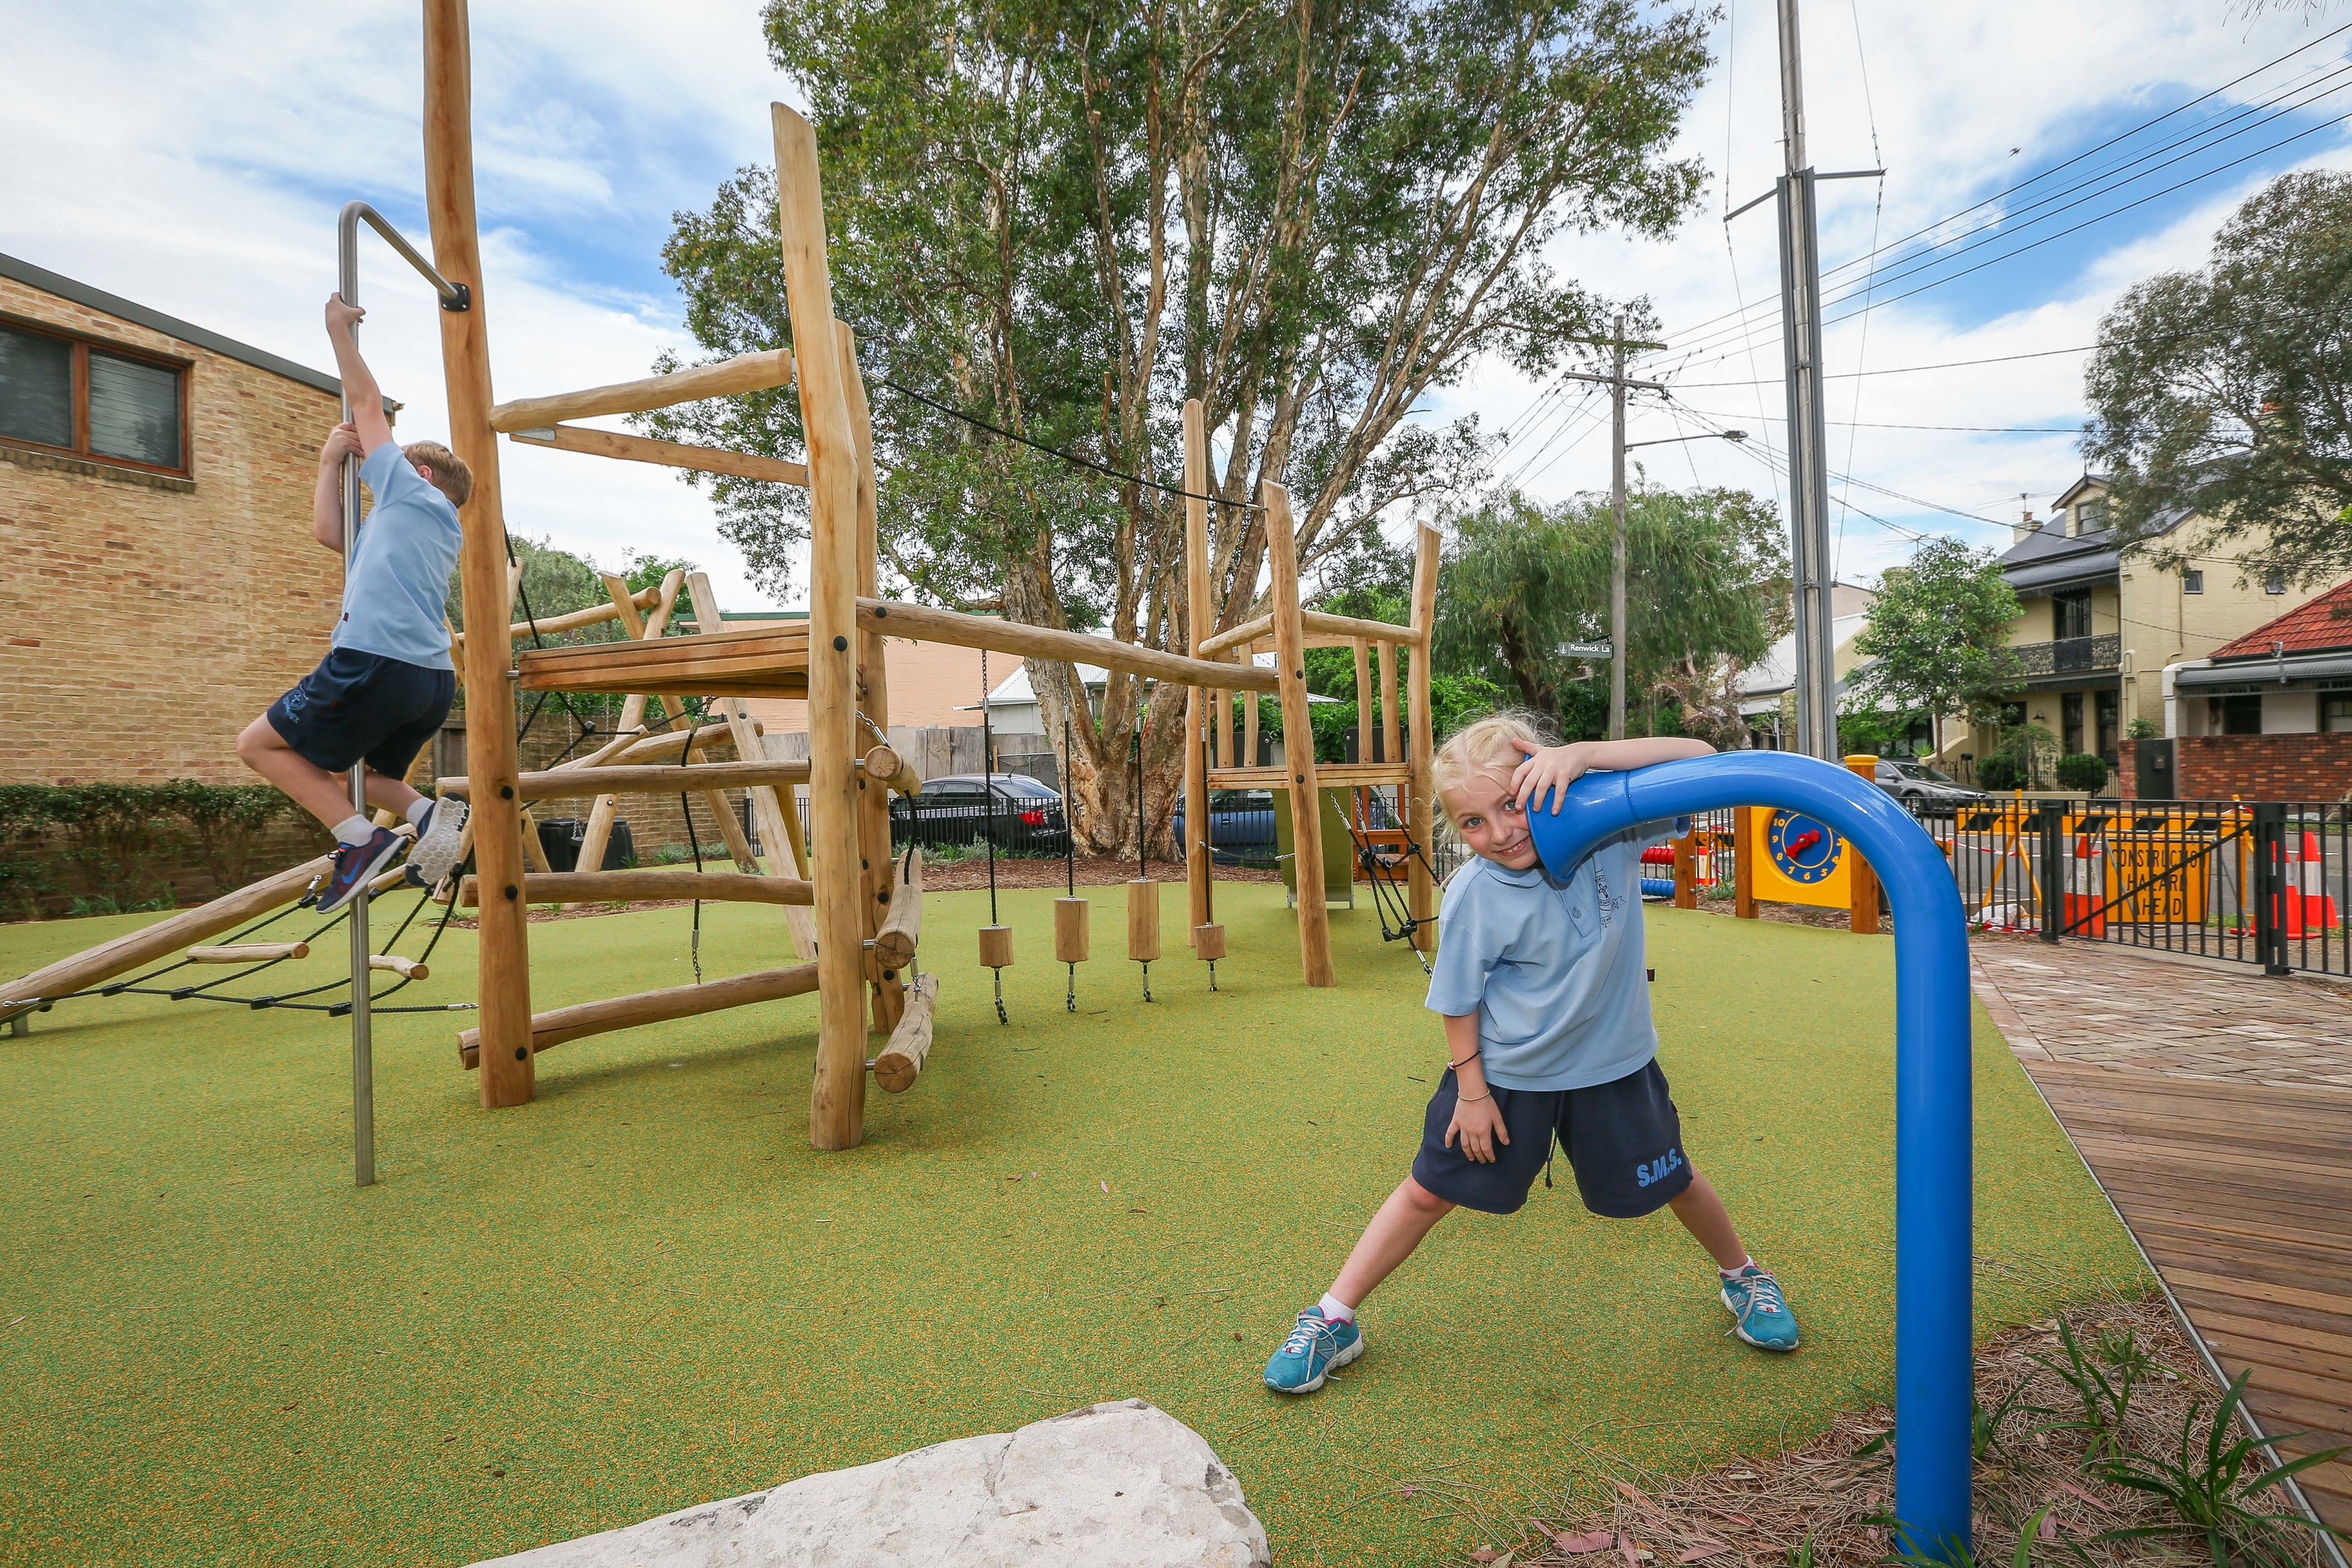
1635,1147,1685,1187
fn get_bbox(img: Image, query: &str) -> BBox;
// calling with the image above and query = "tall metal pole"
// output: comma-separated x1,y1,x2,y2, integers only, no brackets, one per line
1609,313,1630,742
336,237,375,1190
1777,0,1838,760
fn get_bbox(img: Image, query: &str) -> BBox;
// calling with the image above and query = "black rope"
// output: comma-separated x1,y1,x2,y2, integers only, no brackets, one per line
676,710,715,985
877,379,1260,511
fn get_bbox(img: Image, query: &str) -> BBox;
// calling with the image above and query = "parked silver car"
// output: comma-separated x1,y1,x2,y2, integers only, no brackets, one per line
1873,757,1984,808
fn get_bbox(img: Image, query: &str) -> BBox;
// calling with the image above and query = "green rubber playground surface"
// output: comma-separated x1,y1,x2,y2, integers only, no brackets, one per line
0,883,2143,1567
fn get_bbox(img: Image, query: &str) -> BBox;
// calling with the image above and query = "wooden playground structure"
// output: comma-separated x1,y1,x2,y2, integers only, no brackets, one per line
0,0,1445,1162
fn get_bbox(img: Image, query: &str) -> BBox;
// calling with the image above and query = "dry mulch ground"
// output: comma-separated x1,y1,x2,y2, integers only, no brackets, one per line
1462,1293,2328,1568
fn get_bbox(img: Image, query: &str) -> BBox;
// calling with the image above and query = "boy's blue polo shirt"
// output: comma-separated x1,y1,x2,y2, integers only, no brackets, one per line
1424,822,1681,1091
335,442,462,670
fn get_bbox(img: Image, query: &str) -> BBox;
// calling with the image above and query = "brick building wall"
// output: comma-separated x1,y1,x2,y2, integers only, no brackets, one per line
0,270,345,786
2121,735,2352,802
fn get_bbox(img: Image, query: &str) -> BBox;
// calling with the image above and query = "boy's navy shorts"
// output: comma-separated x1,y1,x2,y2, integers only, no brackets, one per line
267,648,455,779
1410,1059,1693,1218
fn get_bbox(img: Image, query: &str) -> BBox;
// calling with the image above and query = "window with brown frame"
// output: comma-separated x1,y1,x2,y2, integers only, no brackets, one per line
0,318,189,476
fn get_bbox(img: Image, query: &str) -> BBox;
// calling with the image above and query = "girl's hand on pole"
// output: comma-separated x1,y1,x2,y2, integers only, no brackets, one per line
1444,1094,1510,1164
1511,744,1592,815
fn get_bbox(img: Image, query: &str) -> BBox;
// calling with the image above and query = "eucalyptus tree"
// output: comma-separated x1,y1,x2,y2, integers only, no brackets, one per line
648,0,1711,850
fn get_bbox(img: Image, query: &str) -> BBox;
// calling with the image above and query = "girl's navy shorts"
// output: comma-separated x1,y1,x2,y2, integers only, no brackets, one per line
267,648,455,779
1409,1059,1693,1218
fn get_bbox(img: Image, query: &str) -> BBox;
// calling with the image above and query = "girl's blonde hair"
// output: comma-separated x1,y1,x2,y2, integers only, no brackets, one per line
1430,709,1557,827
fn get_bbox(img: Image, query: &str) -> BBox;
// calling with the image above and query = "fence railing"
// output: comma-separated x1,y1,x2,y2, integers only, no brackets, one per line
2013,633,2122,677
1901,796,2349,978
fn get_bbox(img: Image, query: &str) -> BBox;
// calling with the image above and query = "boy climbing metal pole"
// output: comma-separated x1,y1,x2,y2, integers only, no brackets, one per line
234,295,470,914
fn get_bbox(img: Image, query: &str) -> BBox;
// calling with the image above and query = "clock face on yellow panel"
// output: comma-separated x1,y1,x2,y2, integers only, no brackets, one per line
1766,810,1842,884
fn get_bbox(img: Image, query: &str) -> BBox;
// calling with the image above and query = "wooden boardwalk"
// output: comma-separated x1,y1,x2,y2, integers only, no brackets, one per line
1971,942,2352,1531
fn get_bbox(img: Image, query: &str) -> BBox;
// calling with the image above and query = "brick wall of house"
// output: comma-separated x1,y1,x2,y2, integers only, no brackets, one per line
0,276,344,786
2121,735,2352,802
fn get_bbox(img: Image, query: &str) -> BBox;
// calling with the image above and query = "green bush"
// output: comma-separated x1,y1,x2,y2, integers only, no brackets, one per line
2054,753,2111,793
2124,717,2161,739
0,781,306,920
1975,753,2025,791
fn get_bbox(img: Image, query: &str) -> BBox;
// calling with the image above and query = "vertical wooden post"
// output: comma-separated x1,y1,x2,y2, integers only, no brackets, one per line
574,568,685,888
1352,639,1373,762
774,103,866,1151
683,571,818,958
1181,398,1214,948
1845,754,1882,935
1264,483,1335,986
422,0,531,1106
1404,523,1440,950
837,323,904,1031
1671,825,1698,909
1243,690,1261,769
1377,639,1399,768
1734,805,1760,920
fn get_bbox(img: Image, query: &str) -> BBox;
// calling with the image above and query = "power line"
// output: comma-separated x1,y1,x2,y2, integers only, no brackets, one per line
877,378,1257,510
1648,23,2352,360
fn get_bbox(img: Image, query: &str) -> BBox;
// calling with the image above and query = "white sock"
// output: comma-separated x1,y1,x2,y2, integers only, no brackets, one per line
332,814,375,847
1719,1257,1757,1278
405,797,434,827
1317,1292,1356,1323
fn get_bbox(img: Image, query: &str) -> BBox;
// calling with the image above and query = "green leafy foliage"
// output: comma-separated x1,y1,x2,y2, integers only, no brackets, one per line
1431,486,1789,739
1975,753,2026,792
2084,1368,2349,1568
1847,537,2023,746
2054,753,2111,793
2085,169,2352,587
0,782,307,920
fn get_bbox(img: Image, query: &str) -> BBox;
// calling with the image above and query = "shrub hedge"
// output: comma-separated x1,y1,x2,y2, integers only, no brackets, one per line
0,782,307,920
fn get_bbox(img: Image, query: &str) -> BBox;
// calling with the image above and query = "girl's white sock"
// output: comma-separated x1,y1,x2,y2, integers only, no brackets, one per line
332,815,374,847
1317,1292,1356,1323
1719,1256,1757,1278
405,797,434,826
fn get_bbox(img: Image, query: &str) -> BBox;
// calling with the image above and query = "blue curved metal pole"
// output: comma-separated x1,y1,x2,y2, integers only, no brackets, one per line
1526,750,1973,1551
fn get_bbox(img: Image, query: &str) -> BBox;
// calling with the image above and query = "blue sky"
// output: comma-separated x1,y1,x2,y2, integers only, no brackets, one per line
6,1,2351,607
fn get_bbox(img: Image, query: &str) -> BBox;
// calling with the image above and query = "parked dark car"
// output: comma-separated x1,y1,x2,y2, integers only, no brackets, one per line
1171,789,1279,866
891,773,1072,855
1873,757,1983,810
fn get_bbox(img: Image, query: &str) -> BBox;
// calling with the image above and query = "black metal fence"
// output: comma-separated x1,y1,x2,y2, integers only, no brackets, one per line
1903,797,2350,978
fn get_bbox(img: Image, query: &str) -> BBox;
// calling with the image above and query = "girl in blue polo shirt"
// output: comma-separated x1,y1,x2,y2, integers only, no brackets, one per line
1262,713,1798,1395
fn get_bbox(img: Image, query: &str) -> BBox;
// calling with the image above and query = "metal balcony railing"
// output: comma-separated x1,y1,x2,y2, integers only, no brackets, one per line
2014,633,2121,677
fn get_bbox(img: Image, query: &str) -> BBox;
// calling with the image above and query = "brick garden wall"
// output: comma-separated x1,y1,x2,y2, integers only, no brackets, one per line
2122,735,2352,802
0,276,344,786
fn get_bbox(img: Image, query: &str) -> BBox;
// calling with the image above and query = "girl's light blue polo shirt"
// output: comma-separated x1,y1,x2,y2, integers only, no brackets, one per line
1424,822,1681,1091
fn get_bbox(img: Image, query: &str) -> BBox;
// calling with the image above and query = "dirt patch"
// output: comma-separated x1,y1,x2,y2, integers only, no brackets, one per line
1464,1293,2325,1568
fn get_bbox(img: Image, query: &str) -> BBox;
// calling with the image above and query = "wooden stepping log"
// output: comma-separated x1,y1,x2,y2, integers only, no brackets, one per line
872,972,938,1093
186,942,309,964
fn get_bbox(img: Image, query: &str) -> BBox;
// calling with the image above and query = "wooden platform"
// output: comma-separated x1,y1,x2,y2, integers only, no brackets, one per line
1970,943,2352,1530
1207,763,1410,789
517,621,810,699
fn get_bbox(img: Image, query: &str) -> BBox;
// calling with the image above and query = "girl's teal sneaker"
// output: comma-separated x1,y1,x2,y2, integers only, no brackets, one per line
1720,1265,1800,1352
1263,1307,1363,1393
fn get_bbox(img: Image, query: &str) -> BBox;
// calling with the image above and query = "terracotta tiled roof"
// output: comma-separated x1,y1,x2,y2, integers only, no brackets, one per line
2209,579,2352,659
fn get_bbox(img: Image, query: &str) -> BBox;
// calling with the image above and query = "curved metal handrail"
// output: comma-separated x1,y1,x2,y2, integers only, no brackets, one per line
1527,750,1974,1552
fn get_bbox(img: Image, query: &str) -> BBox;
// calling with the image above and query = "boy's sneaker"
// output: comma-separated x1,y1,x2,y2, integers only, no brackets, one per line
407,797,469,887
1720,1265,1800,1352
1263,1307,1363,1394
317,827,406,915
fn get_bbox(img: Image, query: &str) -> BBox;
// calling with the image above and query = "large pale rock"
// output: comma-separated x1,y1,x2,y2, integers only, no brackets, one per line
470,1399,1269,1568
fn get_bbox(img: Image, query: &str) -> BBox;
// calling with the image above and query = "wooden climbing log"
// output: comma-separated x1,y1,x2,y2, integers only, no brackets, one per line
870,849,924,972
437,759,813,803
1265,482,1336,987
1199,608,1425,660
1,852,333,1016
978,926,1014,969
370,955,430,980
862,744,922,797
187,942,309,964
855,598,1280,694
551,722,749,773
871,971,938,1093
1404,521,1441,953
452,585,662,649
459,870,815,907
458,960,821,1069
1192,924,1226,962
487,348,796,434
507,424,808,487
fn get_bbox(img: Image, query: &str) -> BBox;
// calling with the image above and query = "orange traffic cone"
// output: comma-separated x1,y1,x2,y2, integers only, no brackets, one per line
2285,829,2339,937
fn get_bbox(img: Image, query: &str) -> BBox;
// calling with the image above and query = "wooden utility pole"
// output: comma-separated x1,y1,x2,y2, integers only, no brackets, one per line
421,0,532,1107
1404,521,1440,950
1552,325,1664,740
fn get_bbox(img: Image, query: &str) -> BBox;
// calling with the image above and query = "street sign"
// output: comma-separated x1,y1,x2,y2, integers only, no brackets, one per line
1558,641,1613,659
